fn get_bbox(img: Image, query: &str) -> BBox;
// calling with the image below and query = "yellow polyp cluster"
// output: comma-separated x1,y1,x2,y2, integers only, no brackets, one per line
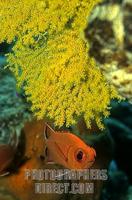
0,0,121,129
0,0,101,43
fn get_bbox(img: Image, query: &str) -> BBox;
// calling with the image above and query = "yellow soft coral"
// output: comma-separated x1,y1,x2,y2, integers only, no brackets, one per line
0,0,121,129
0,0,100,43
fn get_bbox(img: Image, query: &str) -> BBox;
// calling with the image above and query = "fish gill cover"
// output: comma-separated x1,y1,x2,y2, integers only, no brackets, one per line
0,0,121,129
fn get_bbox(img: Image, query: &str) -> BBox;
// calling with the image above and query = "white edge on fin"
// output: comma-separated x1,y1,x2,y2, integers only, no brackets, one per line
0,171,10,177
44,122,55,139
46,161,56,164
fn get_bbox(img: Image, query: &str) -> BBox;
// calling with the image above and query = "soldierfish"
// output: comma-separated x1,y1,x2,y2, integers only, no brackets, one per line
44,123,96,169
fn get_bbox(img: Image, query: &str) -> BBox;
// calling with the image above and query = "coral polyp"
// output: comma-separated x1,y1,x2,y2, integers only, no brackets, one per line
0,0,121,129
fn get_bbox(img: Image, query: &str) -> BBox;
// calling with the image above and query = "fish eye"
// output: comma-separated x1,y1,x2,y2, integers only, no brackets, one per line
77,151,83,160
75,149,86,162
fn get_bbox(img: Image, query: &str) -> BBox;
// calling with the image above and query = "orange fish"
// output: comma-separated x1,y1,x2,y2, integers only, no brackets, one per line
44,123,96,169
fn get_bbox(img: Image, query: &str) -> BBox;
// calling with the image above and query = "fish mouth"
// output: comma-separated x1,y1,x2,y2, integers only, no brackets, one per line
81,157,95,168
88,160,95,164
88,158,95,163
87,159,95,167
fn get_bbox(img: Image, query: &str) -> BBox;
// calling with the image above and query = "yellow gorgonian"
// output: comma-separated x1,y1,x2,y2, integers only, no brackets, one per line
0,0,121,129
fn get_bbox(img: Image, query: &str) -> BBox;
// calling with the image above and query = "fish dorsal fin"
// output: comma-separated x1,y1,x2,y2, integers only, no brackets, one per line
44,122,55,139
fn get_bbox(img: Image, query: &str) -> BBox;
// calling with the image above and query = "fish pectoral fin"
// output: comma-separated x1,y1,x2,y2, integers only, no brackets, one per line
46,156,56,164
45,146,56,164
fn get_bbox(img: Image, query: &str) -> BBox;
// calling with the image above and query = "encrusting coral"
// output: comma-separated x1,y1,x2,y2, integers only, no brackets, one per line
0,0,121,129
